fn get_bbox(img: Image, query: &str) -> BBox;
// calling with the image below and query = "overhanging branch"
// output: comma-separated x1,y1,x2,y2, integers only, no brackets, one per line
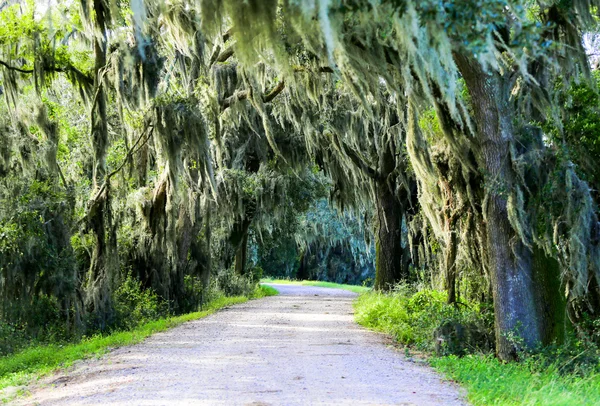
220,66,333,112
0,60,33,74
0,59,93,87
331,132,378,179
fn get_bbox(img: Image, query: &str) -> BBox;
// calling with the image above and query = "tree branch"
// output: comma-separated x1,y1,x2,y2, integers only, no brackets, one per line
220,89,249,111
344,146,379,179
0,59,33,74
216,46,235,63
220,66,333,112
331,132,378,179
222,28,233,43
0,59,93,87
220,80,286,112
87,125,153,211
263,80,285,103
106,126,154,180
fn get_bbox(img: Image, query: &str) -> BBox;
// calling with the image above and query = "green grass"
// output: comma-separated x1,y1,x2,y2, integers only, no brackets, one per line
353,289,600,405
261,278,371,293
353,287,485,351
0,285,277,395
432,355,600,405
256,284,280,297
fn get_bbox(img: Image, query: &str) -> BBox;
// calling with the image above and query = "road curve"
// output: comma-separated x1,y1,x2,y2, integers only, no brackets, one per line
15,284,466,406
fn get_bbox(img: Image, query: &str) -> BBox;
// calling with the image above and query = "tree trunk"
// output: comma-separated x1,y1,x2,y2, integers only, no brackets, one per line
297,247,309,280
532,246,566,345
445,218,458,305
374,178,406,290
91,0,108,190
226,198,255,271
455,54,543,360
200,197,212,290
373,141,409,291
234,233,249,275
85,0,114,330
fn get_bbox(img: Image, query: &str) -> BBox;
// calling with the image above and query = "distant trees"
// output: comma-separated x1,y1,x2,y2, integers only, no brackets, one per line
256,199,375,285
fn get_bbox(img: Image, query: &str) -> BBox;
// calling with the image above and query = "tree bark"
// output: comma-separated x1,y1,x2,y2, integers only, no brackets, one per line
532,246,566,345
455,54,543,360
84,0,114,330
91,0,108,190
445,217,459,305
373,143,409,291
374,178,406,290
234,233,249,275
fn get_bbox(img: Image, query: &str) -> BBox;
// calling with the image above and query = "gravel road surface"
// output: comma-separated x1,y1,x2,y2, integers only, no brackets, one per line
14,284,466,405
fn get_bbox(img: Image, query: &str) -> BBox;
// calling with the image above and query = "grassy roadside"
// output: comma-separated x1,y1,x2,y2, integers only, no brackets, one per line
261,278,371,294
353,289,600,406
0,285,277,395
257,284,280,296
431,355,600,405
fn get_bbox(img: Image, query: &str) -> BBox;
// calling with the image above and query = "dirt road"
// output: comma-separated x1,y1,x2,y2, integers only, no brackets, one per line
15,284,466,405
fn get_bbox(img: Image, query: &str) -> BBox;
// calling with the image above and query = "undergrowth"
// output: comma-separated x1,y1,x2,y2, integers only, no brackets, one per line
354,284,491,354
354,286,600,405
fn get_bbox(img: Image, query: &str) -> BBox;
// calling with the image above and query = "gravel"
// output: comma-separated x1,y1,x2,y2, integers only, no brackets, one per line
15,284,467,405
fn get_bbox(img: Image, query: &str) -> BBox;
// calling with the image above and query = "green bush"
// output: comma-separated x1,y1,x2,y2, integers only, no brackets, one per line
0,322,28,357
214,268,257,297
112,274,168,331
0,295,68,357
247,266,264,284
0,177,76,343
354,285,600,405
354,285,492,354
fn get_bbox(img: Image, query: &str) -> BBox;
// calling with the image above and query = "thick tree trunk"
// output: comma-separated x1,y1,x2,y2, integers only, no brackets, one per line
200,197,212,290
374,178,406,290
227,198,255,272
455,54,543,360
373,142,409,291
174,202,204,312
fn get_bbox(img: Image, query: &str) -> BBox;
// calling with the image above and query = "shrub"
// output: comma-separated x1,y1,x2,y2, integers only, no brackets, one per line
354,284,492,355
112,274,168,331
214,267,257,297
247,266,264,284
0,322,28,357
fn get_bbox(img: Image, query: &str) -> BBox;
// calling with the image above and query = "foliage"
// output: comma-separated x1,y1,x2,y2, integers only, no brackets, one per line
254,284,279,298
112,273,168,331
1,0,600,385
0,175,76,343
354,285,492,353
213,267,260,298
545,70,600,192
0,322,28,358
